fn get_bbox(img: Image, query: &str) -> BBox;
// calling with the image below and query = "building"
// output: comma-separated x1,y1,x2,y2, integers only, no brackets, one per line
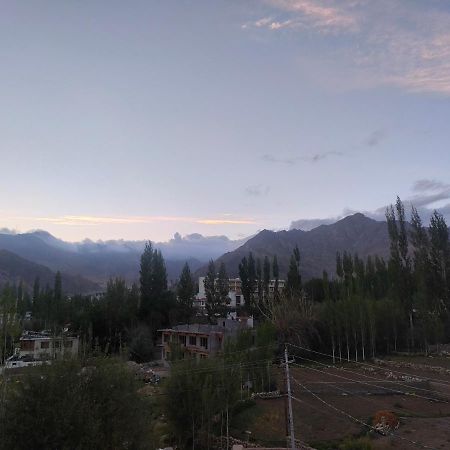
194,277,286,310
158,318,252,362
17,331,78,360
5,354,45,369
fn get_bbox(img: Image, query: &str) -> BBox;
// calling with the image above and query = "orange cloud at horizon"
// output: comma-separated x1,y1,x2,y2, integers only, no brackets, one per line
33,214,258,227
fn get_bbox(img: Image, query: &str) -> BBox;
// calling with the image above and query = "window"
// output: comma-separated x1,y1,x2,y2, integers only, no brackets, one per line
54,341,61,349
64,341,73,348
200,354,207,359
164,334,170,343
179,335,186,346
236,295,241,306
200,337,208,349
189,336,196,346
21,340,34,351
40,341,49,349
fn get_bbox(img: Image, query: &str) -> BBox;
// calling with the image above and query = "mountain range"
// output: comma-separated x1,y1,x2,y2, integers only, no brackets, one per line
0,230,246,294
0,213,392,294
201,213,391,280
0,249,100,294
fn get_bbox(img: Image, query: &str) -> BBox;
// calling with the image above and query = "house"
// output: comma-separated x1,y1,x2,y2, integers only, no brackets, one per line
16,331,79,361
194,277,286,310
5,354,45,369
158,318,252,362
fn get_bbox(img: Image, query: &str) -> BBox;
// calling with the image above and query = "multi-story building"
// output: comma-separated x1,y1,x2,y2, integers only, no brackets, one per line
5,331,79,369
158,318,252,362
194,277,285,310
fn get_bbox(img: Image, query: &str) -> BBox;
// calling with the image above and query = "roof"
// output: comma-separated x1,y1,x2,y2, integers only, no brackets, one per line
159,319,246,335
20,331,78,341
7,354,41,362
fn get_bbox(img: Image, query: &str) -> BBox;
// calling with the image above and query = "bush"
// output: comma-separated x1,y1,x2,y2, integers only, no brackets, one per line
0,358,153,450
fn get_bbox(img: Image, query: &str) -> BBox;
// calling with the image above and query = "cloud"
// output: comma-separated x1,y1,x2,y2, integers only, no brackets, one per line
406,179,450,209
413,179,450,193
290,217,338,230
245,184,271,196
308,151,343,162
243,1,450,96
244,0,358,33
0,228,17,235
33,215,257,227
262,150,342,165
196,219,256,225
262,154,296,165
365,129,386,147
289,179,450,230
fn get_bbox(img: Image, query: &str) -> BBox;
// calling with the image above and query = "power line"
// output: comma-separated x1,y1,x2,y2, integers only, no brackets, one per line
286,342,450,387
293,363,434,420
291,376,438,450
283,345,296,450
291,356,447,403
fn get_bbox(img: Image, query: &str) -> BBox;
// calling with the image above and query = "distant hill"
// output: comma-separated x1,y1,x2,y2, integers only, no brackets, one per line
198,213,391,280
0,249,100,294
0,214,392,288
0,231,208,288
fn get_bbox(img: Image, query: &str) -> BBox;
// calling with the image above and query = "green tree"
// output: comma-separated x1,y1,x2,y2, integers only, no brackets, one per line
256,257,263,313
272,255,279,302
429,210,449,308
0,358,153,450
263,256,271,301
139,242,170,331
204,261,228,321
177,262,195,323
286,246,302,298
386,198,414,350
217,262,230,312
139,241,154,321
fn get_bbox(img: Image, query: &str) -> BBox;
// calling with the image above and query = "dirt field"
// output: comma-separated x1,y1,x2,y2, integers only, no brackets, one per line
231,357,450,449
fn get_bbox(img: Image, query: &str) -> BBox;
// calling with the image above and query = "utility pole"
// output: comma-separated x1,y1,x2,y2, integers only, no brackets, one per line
284,345,296,450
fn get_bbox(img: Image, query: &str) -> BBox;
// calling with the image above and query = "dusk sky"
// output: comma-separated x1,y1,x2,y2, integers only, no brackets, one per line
2,0,450,242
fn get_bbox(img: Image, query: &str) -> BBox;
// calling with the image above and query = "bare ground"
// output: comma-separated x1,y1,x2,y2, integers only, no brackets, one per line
231,357,450,449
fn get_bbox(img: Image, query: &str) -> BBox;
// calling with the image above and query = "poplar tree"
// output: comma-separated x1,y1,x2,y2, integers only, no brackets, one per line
286,246,302,298
263,256,271,301
256,258,263,311
272,255,279,302
429,210,450,308
239,253,257,312
177,263,195,322
139,242,169,330
204,261,228,321
139,242,154,320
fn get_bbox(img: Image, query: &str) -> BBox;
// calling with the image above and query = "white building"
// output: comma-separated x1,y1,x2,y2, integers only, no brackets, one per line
194,276,285,310
5,354,45,369
17,331,78,360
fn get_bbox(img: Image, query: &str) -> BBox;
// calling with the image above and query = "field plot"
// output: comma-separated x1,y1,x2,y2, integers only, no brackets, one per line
231,357,450,449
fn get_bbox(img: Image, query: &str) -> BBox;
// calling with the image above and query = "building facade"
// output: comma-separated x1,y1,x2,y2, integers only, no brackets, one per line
158,318,251,362
19,331,79,360
5,331,79,369
194,277,285,310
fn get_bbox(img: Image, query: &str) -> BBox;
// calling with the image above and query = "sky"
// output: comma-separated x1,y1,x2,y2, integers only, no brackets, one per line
1,0,450,242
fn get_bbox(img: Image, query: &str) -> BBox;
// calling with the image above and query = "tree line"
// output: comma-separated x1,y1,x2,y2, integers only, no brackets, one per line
0,242,199,363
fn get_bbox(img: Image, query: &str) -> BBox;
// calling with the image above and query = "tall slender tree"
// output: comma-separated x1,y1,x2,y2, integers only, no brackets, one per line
204,260,228,321
263,256,271,301
286,246,302,298
272,255,279,302
177,263,195,323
